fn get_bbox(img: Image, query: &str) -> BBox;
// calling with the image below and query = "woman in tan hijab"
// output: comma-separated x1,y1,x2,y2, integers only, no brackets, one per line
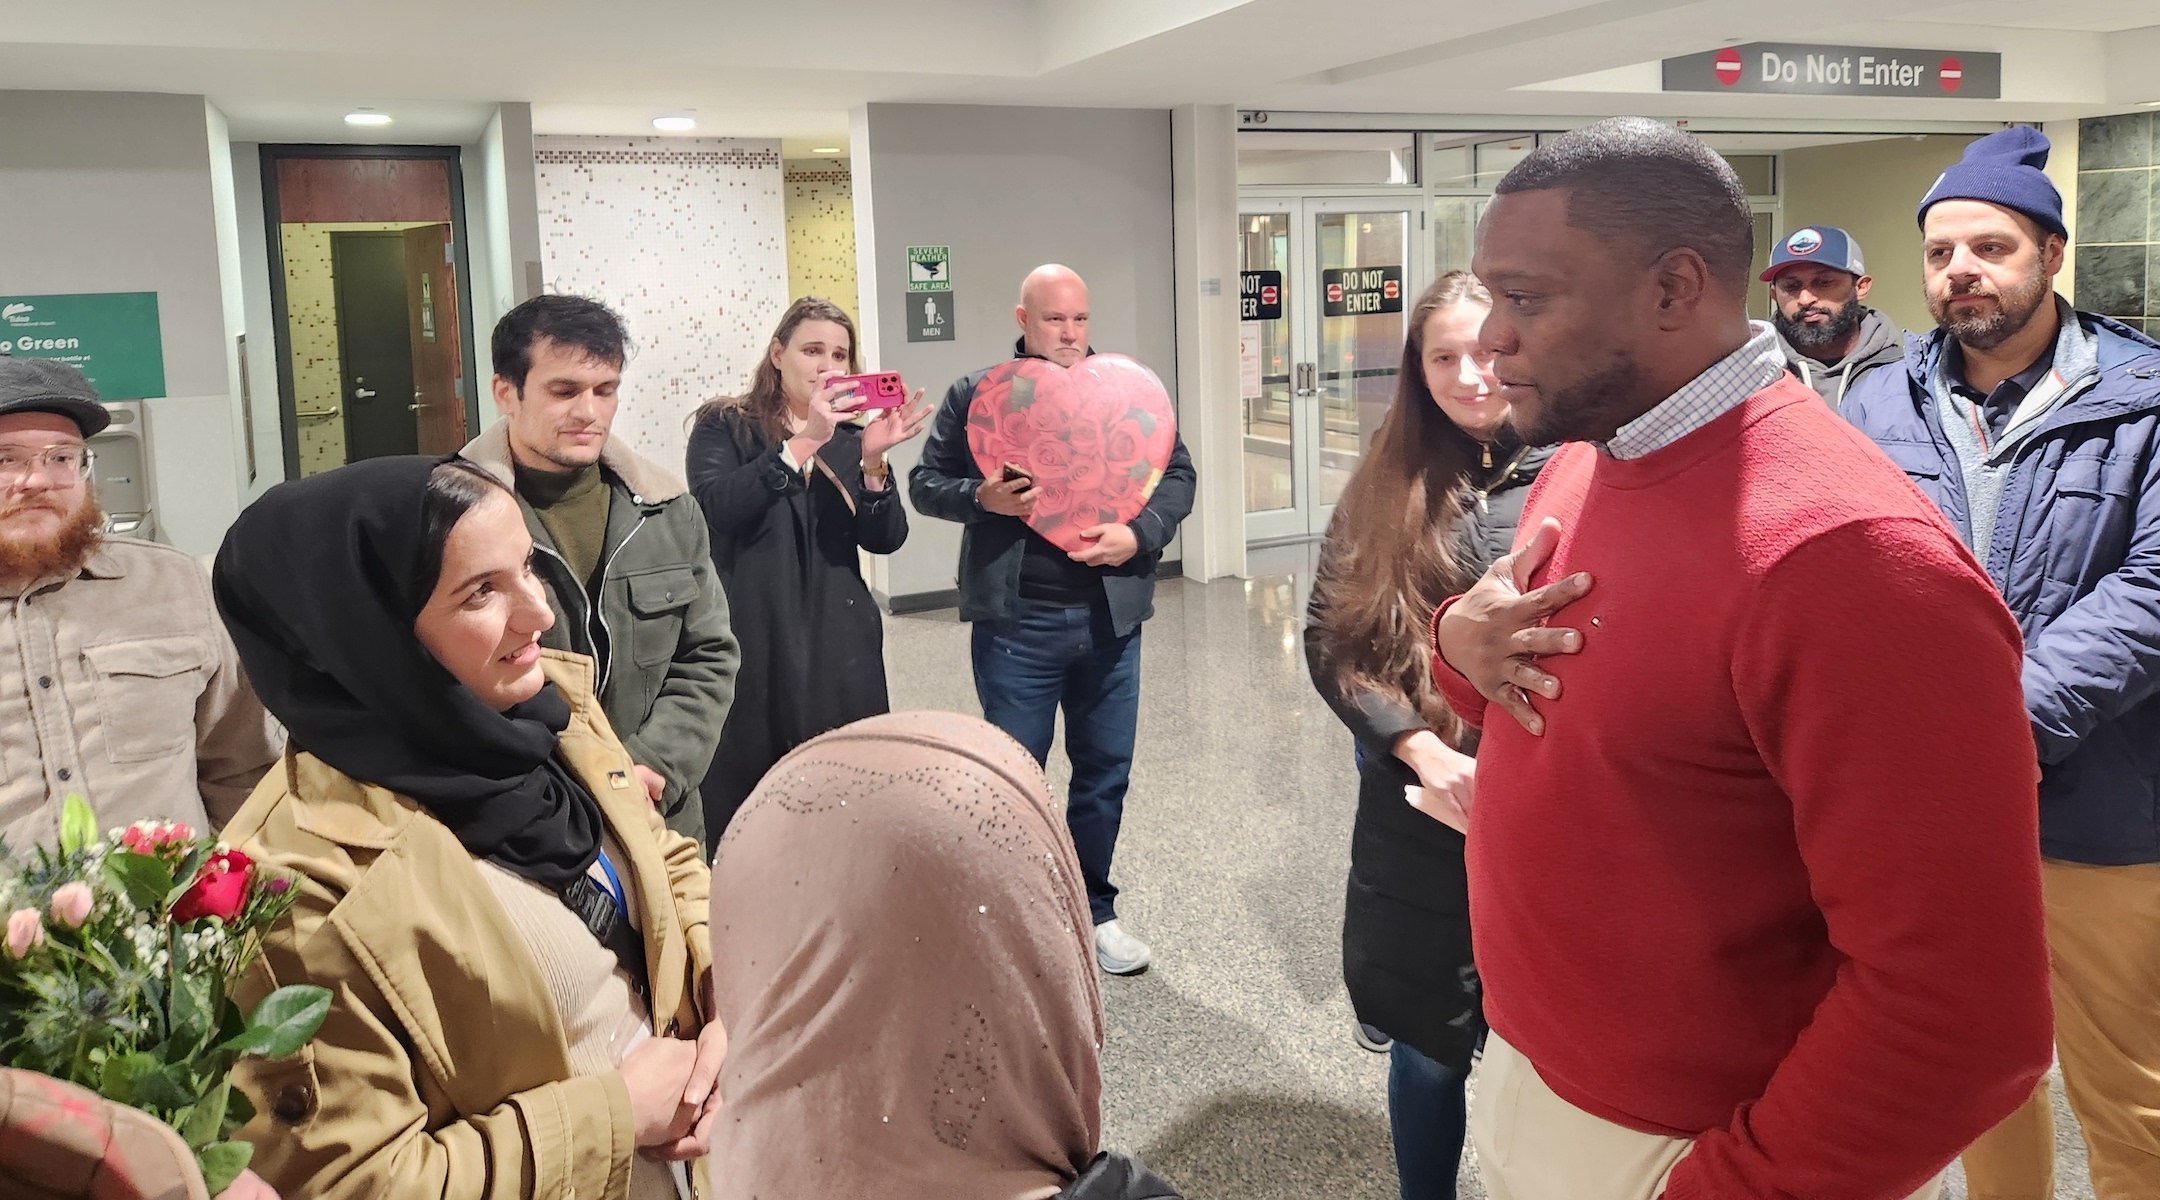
707,711,1178,1200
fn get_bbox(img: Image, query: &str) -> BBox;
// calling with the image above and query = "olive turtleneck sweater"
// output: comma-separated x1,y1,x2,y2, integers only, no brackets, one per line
515,461,610,588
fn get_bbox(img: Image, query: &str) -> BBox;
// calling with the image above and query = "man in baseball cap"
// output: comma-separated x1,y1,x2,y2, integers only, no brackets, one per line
1844,124,2160,1198
0,357,280,852
1762,225,1903,409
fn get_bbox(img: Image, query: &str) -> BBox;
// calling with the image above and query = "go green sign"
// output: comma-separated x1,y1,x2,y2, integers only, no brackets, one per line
1,292,166,400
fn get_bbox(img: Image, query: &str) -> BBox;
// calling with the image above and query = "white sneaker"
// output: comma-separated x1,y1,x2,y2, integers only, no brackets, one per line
1093,919,1152,975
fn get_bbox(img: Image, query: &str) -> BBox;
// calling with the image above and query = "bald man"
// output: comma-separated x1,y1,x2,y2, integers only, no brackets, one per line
910,264,1197,976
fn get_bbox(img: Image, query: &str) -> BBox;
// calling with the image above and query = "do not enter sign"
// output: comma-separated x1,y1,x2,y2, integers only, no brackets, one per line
1322,266,1403,317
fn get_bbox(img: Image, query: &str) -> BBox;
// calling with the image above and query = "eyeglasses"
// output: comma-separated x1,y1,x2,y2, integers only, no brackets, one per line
0,446,95,485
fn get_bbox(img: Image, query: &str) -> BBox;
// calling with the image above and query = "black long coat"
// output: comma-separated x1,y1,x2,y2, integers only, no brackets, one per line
686,406,908,837
1303,440,1552,1074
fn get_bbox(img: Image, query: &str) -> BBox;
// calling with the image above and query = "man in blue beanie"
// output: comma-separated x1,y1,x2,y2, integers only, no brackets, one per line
1843,125,2160,1197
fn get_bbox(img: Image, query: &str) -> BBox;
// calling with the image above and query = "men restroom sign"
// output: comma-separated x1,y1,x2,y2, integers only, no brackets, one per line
1321,267,1403,317
1240,271,1283,321
1663,42,2000,98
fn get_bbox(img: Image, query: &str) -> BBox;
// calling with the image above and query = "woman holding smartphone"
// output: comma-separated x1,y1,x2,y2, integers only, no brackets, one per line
686,297,931,839
1304,272,1551,1200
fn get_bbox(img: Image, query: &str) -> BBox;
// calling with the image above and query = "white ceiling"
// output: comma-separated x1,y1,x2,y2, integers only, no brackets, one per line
4,0,2159,145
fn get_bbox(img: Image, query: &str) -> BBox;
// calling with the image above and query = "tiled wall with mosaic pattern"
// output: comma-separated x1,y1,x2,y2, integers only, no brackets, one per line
2075,113,2160,335
534,136,790,474
280,220,441,476
784,160,859,328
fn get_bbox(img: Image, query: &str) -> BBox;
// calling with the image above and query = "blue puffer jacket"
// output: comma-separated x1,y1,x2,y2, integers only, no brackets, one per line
1841,309,2160,866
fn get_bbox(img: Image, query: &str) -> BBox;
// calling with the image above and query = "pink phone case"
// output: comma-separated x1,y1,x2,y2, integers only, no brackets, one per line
830,371,906,409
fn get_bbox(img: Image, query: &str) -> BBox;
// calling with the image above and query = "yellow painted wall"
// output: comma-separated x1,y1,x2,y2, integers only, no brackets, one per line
783,160,858,330
279,221,439,475
1780,135,1982,337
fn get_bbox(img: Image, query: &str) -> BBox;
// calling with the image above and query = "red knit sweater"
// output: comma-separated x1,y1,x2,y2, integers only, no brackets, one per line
1433,381,2052,1199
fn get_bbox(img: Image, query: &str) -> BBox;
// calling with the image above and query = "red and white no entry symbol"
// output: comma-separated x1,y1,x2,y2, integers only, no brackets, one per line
1261,286,1279,305
1382,279,1401,300
1326,283,1344,303
1938,55,1963,92
1714,47,1743,86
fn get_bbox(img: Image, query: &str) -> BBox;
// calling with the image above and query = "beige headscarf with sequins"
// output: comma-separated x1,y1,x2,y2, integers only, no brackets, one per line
708,711,1104,1199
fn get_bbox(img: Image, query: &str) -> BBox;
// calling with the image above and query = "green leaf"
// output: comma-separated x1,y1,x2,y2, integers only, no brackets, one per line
169,971,215,1061
1130,409,1157,436
182,1079,231,1146
196,1140,254,1196
223,985,331,1060
131,1064,196,1111
103,851,175,914
1128,462,1152,481
99,1051,160,1106
58,795,98,857
223,1085,256,1135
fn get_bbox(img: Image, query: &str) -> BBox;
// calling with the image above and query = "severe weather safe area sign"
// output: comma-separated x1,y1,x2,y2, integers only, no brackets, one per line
906,246,951,292
1240,271,1283,321
1664,43,2000,99
1321,267,1403,318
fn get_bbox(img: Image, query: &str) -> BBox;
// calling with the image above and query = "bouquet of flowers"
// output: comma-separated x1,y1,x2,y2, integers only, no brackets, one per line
0,796,329,1194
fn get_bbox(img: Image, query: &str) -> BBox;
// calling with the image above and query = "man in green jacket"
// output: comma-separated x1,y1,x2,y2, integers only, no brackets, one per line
462,295,738,845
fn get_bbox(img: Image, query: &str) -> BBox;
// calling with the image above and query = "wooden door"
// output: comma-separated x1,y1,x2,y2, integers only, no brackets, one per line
403,223,467,454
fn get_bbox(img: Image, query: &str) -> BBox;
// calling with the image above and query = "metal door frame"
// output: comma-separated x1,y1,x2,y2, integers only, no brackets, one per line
1240,194,1427,545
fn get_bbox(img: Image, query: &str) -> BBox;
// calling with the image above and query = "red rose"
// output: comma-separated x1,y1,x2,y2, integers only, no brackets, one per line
1104,419,1144,467
995,409,1031,451
1100,468,1139,506
1065,419,1104,457
1024,384,1075,435
1032,478,1074,520
172,850,254,924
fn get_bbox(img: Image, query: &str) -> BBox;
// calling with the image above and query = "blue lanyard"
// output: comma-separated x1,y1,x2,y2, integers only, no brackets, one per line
593,849,628,919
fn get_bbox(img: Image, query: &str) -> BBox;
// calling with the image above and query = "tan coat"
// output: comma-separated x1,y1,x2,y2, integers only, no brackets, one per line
0,538,283,850
224,652,714,1200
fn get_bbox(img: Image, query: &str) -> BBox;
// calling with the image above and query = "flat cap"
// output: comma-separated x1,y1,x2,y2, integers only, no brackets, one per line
0,357,113,437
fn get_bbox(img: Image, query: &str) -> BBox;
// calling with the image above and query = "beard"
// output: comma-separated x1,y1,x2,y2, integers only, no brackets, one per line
0,491,104,584
1929,266,2053,351
1775,298,1866,353
1506,351,1643,447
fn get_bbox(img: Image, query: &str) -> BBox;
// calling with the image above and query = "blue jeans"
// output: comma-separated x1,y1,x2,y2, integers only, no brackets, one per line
1388,1039,1467,1200
971,600,1142,925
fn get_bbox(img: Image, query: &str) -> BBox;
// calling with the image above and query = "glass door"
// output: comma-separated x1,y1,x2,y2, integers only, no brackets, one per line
1240,198,1419,544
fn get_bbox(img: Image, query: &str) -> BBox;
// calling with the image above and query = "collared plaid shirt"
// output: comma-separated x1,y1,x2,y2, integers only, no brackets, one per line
1603,322,1788,460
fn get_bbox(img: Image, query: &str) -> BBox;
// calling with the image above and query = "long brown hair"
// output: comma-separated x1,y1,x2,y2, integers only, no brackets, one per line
692,296,861,441
1310,271,1494,743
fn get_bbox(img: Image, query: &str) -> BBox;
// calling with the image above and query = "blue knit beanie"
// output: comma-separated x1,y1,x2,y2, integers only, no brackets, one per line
1917,126,2067,239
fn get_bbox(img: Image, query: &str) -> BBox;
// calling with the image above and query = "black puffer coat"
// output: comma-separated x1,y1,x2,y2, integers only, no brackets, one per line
1304,438,1553,1074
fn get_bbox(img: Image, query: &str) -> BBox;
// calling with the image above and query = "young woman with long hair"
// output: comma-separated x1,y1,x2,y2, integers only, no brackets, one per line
685,297,932,838
1303,271,1553,1200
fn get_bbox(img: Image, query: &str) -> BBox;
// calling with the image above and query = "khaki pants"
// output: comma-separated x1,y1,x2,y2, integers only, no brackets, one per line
1470,1033,1943,1200
1961,859,2160,1200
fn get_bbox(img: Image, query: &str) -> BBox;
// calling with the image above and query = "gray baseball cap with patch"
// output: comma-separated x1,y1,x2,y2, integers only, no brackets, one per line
0,357,113,437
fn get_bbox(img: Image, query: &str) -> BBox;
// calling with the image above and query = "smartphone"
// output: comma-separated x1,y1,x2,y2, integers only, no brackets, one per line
828,371,906,410
1000,462,1036,487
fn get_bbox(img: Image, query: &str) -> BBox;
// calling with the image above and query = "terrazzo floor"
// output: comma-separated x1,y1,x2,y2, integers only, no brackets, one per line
881,548,2095,1200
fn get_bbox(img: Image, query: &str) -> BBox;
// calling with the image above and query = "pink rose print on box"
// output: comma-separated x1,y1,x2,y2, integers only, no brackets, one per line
966,354,1177,555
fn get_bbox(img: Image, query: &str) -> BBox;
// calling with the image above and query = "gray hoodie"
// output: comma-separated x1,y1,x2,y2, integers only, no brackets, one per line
1776,306,1904,410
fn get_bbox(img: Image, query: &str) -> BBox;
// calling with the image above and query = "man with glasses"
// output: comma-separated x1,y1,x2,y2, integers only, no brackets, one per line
0,358,280,850
1764,226,1904,410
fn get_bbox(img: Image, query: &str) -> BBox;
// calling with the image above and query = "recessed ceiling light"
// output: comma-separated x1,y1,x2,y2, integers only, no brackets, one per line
653,115,697,132
813,146,842,155
344,110,393,127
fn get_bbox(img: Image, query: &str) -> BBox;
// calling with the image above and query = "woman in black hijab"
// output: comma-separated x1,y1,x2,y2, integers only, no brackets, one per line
213,456,723,1200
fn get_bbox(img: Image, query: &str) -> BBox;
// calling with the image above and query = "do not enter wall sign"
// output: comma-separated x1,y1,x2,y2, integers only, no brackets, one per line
1321,267,1402,318
1664,42,1999,98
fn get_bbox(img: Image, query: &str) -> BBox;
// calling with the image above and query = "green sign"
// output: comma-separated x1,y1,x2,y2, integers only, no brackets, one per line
0,292,166,400
906,246,951,293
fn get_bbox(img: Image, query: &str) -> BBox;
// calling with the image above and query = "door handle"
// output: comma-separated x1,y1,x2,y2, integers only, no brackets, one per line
295,406,340,420
354,387,378,399
408,404,430,412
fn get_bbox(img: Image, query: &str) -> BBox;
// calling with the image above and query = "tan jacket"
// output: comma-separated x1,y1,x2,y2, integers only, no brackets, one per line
0,538,282,851
224,652,715,1200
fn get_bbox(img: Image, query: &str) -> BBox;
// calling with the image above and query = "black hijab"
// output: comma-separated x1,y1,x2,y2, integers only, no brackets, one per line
213,455,602,888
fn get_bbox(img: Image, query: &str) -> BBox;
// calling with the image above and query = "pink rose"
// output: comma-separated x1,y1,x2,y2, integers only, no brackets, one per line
172,850,254,924
1064,419,1104,458
1065,452,1107,492
6,908,44,958
48,882,93,929
1032,478,1074,521
1027,438,1075,481
1104,419,1144,467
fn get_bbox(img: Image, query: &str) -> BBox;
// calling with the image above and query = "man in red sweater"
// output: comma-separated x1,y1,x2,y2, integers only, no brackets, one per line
1431,118,2053,1200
